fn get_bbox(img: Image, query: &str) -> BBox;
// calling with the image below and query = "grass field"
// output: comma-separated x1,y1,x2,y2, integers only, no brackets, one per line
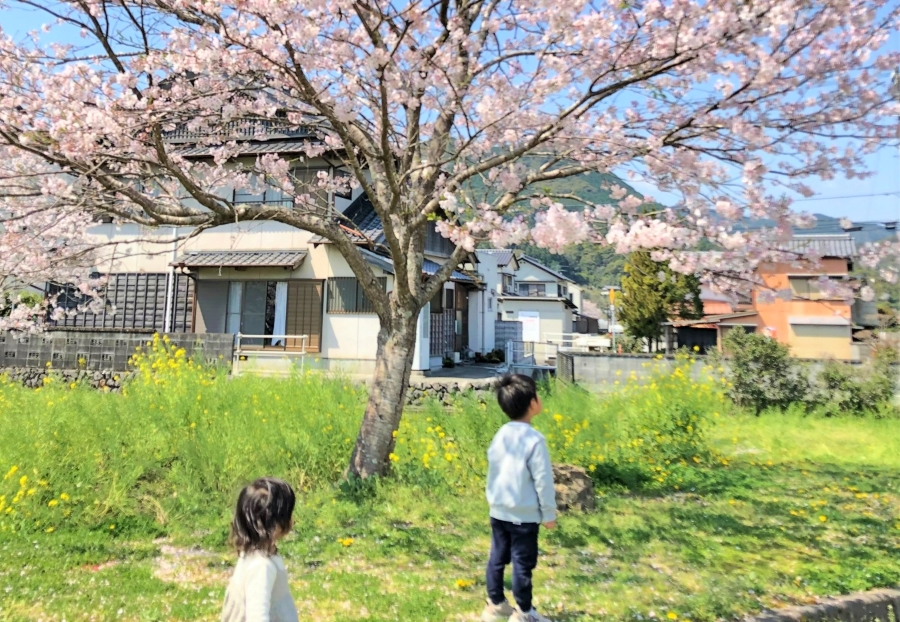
0,342,897,622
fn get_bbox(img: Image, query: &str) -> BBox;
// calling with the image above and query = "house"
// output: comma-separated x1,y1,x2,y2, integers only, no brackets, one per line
472,250,580,349
44,117,481,375
666,234,878,360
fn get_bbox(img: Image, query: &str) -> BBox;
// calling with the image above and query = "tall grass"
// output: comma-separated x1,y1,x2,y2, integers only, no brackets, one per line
0,336,726,536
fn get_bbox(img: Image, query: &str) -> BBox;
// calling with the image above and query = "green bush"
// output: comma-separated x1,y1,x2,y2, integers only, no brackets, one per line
815,345,898,417
722,328,809,413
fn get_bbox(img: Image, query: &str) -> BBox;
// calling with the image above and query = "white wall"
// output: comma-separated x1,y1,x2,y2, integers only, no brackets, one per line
469,254,500,355
496,298,574,342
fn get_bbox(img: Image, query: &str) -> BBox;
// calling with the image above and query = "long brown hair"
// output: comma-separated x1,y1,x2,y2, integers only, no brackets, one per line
230,477,296,555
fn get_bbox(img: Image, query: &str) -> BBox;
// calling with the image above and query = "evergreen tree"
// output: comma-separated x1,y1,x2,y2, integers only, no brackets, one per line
619,251,703,346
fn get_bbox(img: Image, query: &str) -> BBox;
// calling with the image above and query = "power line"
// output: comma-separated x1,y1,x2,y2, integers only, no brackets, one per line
791,191,900,202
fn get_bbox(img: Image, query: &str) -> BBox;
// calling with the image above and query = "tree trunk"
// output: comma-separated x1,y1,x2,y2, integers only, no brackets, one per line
348,314,418,479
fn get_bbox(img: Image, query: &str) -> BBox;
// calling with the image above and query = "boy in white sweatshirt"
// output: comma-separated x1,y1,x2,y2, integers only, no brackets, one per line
481,374,557,622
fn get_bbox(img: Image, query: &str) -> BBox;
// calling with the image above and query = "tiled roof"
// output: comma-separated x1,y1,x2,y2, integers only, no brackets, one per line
175,140,321,158
359,249,476,283
476,249,515,267
172,250,307,269
423,259,476,283
781,235,857,259
310,194,386,246
519,255,575,283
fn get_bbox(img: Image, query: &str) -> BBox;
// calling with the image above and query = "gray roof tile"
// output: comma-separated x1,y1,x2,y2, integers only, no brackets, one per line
782,235,856,259
476,249,515,267
172,250,307,269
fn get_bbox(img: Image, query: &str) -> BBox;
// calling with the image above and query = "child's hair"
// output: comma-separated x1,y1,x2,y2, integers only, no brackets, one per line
230,477,296,555
496,373,538,420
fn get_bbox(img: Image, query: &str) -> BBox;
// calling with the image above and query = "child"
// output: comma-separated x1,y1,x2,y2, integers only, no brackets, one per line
221,477,299,622
481,374,557,622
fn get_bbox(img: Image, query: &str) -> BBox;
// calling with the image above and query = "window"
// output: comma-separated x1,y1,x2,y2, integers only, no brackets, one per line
425,223,454,257
788,277,844,301
327,277,387,313
233,177,292,207
227,281,278,346
430,287,444,313
291,165,330,209
518,283,546,297
560,284,568,298
232,166,331,208
226,280,323,351
502,275,515,294
445,288,455,311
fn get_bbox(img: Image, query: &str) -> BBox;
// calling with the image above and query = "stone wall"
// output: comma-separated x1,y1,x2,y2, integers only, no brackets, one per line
1,367,133,390
750,588,900,622
406,378,495,407
1,362,496,405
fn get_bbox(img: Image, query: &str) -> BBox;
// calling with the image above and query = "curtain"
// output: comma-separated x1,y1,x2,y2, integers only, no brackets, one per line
271,281,288,345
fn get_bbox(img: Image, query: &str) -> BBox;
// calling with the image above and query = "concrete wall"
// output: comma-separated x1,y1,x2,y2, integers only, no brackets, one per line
557,351,900,395
0,331,234,372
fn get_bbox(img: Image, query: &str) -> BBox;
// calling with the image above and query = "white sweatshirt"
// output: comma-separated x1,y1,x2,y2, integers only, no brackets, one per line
486,421,558,524
221,551,299,622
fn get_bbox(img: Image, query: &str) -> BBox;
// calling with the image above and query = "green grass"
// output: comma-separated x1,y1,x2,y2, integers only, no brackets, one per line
1,344,898,622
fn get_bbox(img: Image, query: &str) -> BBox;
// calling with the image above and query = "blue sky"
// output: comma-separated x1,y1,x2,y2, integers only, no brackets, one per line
3,3,899,223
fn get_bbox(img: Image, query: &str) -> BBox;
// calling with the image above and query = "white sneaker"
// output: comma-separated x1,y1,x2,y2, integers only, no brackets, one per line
509,609,553,622
481,599,516,622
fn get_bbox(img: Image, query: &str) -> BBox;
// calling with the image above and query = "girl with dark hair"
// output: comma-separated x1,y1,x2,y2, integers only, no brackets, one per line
221,477,299,622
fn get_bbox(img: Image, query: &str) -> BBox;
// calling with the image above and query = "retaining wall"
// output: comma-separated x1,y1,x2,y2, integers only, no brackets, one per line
750,588,900,622
557,351,899,395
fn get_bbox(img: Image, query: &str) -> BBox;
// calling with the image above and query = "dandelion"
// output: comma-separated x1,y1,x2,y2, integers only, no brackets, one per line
338,537,354,547
3,465,18,481
819,515,827,523
60,493,70,501
109,524,116,530
668,613,678,620
45,527,55,533
48,500,58,508
455,579,475,589
388,453,399,462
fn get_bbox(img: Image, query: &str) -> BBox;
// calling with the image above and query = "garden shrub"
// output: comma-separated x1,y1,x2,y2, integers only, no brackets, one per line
722,328,809,413
815,344,898,417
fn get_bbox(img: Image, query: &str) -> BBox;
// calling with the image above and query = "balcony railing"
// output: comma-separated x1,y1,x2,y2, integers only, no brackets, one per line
164,119,313,143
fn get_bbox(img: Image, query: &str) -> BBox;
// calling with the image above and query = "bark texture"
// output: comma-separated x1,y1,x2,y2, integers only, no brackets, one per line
348,315,418,478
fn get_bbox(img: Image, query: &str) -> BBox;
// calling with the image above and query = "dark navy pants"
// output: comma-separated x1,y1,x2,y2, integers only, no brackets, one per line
486,517,540,612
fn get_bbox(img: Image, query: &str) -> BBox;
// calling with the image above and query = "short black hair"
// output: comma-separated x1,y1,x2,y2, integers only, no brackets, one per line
230,477,296,555
496,373,538,420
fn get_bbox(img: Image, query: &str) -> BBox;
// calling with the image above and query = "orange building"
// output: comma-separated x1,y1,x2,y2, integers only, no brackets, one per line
669,235,874,360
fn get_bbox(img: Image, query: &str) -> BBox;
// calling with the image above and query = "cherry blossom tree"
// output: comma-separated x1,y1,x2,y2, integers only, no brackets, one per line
1,0,898,477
